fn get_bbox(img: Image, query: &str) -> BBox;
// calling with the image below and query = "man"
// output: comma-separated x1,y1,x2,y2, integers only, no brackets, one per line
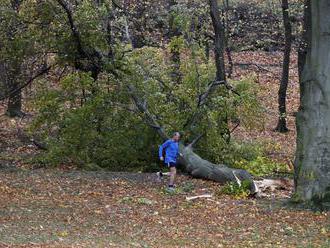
158,132,180,191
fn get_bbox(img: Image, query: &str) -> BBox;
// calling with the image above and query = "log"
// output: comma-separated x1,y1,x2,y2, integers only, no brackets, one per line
181,146,258,193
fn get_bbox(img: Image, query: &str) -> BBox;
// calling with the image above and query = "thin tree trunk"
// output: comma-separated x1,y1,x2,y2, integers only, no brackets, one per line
209,0,230,142
209,0,226,82
129,1,146,49
223,0,233,78
205,41,210,61
294,0,330,210
275,0,292,133
226,47,233,78
6,82,23,117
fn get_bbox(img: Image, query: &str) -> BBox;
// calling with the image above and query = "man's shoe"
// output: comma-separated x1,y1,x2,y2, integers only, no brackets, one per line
166,186,176,193
156,171,163,182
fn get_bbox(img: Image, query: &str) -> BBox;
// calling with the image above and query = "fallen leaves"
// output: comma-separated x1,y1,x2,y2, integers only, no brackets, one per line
1,169,327,247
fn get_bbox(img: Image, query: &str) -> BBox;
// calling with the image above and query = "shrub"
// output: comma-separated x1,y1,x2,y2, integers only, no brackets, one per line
233,156,289,177
30,47,264,171
220,180,252,199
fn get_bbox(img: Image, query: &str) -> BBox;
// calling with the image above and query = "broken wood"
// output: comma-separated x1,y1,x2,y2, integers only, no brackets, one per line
186,194,213,201
254,178,293,198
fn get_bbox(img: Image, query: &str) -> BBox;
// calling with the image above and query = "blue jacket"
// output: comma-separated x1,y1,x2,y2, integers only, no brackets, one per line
159,139,179,164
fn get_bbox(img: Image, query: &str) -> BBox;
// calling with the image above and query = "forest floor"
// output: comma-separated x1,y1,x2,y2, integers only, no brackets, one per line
0,51,329,247
0,167,329,247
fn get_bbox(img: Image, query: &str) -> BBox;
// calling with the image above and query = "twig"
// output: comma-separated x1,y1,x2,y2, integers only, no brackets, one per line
230,122,240,133
186,194,213,201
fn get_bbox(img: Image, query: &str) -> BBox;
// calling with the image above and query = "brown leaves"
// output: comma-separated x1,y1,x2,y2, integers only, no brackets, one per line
0,170,328,247
230,51,299,165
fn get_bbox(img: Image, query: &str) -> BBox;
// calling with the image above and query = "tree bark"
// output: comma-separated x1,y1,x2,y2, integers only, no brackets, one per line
209,0,226,82
275,0,292,133
209,0,230,142
298,0,311,81
223,0,233,78
181,145,257,193
6,81,23,117
294,0,330,210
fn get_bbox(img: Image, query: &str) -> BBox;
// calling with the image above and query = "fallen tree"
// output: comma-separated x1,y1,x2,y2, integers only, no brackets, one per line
128,83,258,194
125,0,258,193
181,145,258,193
47,0,258,193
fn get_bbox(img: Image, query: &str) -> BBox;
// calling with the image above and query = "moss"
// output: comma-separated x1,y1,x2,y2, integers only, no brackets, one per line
311,186,330,211
303,170,317,180
290,192,303,204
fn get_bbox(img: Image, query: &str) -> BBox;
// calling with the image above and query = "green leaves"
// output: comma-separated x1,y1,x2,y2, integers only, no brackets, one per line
220,180,252,199
234,156,289,177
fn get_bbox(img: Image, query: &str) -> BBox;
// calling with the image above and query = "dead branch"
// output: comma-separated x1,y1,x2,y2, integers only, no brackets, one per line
127,84,168,140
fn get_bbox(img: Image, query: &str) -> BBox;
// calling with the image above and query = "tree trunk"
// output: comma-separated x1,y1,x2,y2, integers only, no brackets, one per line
209,0,226,82
209,0,230,142
6,85,23,117
181,145,257,193
294,0,330,210
298,0,311,81
275,0,292,133
226,47,233,79
223,0,233,78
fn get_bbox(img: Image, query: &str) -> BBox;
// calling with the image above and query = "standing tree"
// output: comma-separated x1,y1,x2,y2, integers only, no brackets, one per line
294,0,330,209
275,0,292,132
209,0,232,142
209,0,226,82
222,0,233,78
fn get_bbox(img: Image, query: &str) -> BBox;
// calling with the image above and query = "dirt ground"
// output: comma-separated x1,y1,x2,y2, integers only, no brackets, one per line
0,167,328,248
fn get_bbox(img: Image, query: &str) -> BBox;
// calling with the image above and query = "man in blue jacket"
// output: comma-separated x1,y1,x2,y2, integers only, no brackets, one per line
158,132,181,190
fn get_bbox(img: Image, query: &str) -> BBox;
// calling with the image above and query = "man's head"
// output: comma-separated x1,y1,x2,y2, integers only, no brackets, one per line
172,132,181,142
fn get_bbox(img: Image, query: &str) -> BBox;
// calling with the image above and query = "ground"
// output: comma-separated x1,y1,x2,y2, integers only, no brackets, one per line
0,51,329,247
0,168,329,247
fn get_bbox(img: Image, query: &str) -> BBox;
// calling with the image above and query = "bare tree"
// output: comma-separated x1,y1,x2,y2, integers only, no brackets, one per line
275,0,292,132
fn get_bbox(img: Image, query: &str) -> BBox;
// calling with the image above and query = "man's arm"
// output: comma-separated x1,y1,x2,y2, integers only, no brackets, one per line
159,140,170,160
